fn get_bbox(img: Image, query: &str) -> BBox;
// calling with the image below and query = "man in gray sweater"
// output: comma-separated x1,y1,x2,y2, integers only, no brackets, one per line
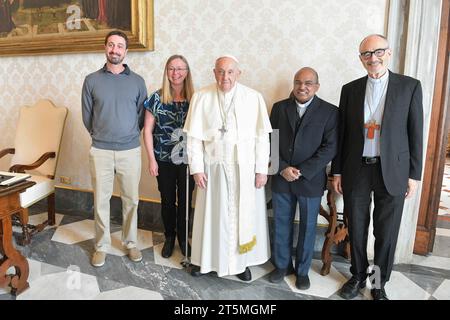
82,30,148,267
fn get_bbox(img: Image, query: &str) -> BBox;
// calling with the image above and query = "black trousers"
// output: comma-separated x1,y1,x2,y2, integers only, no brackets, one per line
344,161,405,288
156,161,194,246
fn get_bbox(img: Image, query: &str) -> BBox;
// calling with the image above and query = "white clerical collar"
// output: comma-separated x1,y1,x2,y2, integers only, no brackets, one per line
217,83,237,99
295,96,314,109
367,70,389,84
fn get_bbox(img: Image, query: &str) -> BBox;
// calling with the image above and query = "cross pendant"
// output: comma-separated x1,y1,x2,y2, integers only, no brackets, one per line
364,121,380,140
219,125,227,138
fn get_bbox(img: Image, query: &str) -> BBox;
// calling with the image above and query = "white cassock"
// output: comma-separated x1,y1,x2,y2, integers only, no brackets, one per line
183,82,272,277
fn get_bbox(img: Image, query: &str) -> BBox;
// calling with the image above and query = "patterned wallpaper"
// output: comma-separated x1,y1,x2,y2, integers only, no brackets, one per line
0,0,387,200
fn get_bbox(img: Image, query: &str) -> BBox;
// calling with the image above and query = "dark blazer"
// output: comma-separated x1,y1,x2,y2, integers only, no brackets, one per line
331,71,423,196
270,95,338,197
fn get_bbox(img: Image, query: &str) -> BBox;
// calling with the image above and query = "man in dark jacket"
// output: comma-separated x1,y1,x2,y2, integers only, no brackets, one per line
269,67,338,290
331,34,423,300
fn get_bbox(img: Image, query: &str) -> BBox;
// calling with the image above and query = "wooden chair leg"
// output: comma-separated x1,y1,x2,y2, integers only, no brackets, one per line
320,186,337,275
342,215,351,260
321,234,333,275
0,221,4,253
321,206,337,276
17,208,31,246
344,239,351,260
16,192,57,242
47,193,55,226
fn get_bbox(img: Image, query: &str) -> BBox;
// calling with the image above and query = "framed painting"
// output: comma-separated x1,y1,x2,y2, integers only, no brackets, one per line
0,0,153,56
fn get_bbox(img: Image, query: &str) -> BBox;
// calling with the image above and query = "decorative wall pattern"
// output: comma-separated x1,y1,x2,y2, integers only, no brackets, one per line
0,0,387,199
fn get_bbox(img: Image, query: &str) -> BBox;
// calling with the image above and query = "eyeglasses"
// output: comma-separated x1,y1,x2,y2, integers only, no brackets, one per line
360,48,389,60
168,67,188,73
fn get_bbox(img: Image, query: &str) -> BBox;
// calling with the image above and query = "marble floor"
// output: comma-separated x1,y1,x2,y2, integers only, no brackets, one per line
1,207,449,301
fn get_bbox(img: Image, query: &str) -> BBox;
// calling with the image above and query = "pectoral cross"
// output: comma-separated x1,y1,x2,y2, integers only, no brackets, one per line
364,120,380,140
219,124,227,138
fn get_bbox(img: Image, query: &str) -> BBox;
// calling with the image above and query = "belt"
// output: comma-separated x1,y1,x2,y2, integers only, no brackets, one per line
362,156,380,165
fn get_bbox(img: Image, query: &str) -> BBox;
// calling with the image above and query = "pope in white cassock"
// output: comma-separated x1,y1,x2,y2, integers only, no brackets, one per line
183,55,272,281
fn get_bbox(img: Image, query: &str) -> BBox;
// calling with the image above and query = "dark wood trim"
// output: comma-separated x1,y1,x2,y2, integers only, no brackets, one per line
0,148,15,159
414,0,450,254
9,152,56,174
0,181,35,199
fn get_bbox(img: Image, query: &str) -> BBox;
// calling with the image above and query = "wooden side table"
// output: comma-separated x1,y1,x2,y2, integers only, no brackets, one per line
0,180,35,295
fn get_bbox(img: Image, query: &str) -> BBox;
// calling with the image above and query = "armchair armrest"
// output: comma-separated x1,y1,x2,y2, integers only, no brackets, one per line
0,148,15,159
9,152,56,179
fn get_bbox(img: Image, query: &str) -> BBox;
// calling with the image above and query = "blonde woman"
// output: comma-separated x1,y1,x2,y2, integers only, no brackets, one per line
143,55,195,258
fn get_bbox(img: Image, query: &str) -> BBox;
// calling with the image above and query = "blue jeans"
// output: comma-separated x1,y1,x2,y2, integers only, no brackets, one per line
272,191,321,276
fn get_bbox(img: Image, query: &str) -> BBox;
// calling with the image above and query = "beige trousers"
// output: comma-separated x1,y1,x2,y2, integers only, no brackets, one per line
89,146,141,252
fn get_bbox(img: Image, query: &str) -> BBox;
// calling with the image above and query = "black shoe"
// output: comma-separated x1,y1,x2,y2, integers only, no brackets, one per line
269,268,288,283
236,267,252,281
190,265,204,277
371,288,389,300
161,237,175,258
295,275,310,290
287,264,296,275
339,276,366,300
179,242,191,257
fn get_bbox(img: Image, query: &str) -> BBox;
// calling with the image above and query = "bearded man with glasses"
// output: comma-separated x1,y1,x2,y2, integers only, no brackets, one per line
331,34,423,300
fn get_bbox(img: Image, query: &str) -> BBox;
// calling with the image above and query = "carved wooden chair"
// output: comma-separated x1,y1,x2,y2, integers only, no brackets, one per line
319,175,351,276
0,99,68,245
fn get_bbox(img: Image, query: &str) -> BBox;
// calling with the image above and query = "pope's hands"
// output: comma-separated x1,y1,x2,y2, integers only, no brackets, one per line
193,173,208,189
255,173,268,188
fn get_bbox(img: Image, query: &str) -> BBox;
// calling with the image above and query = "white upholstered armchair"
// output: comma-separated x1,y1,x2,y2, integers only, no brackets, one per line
0,99,68,244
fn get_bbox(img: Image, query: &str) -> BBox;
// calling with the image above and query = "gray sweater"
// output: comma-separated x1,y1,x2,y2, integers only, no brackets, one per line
82,64,147,151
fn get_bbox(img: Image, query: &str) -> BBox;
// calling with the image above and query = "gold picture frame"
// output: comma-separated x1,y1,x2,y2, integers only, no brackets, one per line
0,0,153,56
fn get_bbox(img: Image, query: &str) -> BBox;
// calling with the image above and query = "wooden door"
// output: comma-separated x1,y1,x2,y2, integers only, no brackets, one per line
414,0,450,254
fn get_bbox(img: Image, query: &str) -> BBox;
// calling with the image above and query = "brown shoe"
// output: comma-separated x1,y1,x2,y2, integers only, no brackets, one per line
91,251,106,267
128,247,142,262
